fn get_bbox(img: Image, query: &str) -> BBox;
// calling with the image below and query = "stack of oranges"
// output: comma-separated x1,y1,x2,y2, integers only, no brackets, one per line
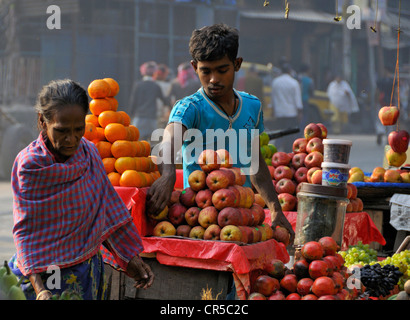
84,78,160,188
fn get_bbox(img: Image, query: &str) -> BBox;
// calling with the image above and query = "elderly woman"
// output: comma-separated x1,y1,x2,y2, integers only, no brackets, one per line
9,79,154,300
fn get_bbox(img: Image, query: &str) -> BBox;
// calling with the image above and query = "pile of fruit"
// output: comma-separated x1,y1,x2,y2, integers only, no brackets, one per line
148,149,290,245
378,105,409,168
248,237,357,300
84,78,160,188
357,263,402,297
259,132,277,166
264,123,328,212
0,261,26,300
348,165,410,183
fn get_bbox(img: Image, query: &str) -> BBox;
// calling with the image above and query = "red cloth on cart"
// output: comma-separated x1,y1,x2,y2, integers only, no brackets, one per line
141,237,289,300
263,210,386,250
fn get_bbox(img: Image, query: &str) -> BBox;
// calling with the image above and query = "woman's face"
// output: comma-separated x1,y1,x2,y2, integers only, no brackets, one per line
41,104,86,159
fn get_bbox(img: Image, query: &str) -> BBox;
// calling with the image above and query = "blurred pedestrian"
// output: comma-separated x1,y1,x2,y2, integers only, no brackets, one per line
153,63,172,127
129,61,168,142
270,62,303,152
168,62,200,107
327,75,359,134
298,63,314,128
240,64,264,108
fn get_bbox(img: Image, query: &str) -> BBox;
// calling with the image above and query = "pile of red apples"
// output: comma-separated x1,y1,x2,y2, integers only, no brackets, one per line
268,123,327,212
248,237,360,300
149,149,290,245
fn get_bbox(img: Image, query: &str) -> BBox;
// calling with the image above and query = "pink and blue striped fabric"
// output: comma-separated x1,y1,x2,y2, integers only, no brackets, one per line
12,133,143,276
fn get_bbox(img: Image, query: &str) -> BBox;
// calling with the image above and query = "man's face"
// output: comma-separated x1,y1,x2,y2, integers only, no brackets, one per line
191,55,242,101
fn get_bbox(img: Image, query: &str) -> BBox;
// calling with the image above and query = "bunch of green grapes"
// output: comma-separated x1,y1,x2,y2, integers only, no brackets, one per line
370,250,410,290
338,241,378,267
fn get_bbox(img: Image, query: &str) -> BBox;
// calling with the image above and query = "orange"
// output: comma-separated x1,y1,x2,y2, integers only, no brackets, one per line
104,123,127,143
108,172,121,186
95,141,113,158
132,141,143,156
102,157,116,174
120,170,144,188
148,156,158,172
128,125,140,141
89,98,113,116
117,111,131,126
143,172,154,186
115,157,137,174
98,110,120,128
106,97,118,111
88,79,111,99
86,114,99,127
83,122,98,141
111,140,137,158
103,78,120,97
93,127,106,142
140,140,151,157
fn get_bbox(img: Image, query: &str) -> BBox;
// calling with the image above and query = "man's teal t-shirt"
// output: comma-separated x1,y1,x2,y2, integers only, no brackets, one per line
168,87,264,188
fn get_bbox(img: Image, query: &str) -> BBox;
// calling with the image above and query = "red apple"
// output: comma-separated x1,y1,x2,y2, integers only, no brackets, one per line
168,203,187,226
232,185,249,208
304,123,322,141
237,226,249,243
267,166,275,179
384,169,402,182
271,151,291,167
306,137,324,154
274,165,294,181
220,225,242,242
153,221,176,237
229,167,246,185
296,182,303,194
304,151,323,169
251,226,262,243
188,169,207,191
347,182,357,199
254,193,266,208
198,149,221,173
317,123,328,139
238,208,253,226
189,225,205,239
294,166,308,184
275,178,296,195
277,193,297,211
176,224,191,237
218,207,243,227
292,152,308,169
216,149,233,168
219,167,236,186
311,169,322,184
307,167,321,183
179,187,197,207
212,188,237,210
206,169,231,191
378,106,399,126
244,187,255,209
292,138,308,154
195,189,213,208
273,226,290,246
249,203,266,225
228,185,241,207
240,226,254,243
386,149,407,167
203,224,221,240
198,206,219,228
168,190,181,206
388,129,409,153
184,207,201,226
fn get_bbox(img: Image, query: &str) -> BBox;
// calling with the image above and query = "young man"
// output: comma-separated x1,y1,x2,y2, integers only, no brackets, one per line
146,23,294,243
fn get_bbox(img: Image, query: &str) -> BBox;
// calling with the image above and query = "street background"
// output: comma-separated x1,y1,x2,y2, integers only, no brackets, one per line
0,133,386,263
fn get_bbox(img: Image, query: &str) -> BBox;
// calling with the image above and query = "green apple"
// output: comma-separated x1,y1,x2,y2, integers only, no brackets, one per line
260,132,269,146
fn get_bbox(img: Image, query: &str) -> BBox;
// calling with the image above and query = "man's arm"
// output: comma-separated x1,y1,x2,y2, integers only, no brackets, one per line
145,122,186,216
249,135,295,244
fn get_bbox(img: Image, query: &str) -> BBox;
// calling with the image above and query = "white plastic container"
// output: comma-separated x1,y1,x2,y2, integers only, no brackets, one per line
321,161,350,187
323,139,352,164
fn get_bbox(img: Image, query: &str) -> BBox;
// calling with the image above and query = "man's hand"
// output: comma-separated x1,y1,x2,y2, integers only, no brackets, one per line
126,256,154,289
271,211,295,245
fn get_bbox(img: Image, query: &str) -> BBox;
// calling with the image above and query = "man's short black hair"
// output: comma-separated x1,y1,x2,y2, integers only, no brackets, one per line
189,23,239,63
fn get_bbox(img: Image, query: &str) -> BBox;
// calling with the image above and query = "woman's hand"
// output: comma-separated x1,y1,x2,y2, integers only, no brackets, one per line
126,256,154,289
